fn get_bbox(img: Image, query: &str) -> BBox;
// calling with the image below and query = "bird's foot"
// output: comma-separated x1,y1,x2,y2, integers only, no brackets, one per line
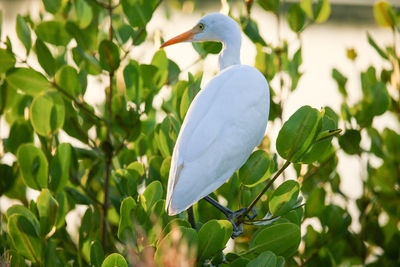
225,207,258,239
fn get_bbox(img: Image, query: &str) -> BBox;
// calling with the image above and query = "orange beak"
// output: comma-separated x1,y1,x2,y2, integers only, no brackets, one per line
160,29,198,48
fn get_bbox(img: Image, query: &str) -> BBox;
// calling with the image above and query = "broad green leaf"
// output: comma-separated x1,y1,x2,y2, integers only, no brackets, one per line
249,223,301,257
155,226,198,265
122,0,158,27
373,0,396,28
0,48,16,73
160,218,191,238
239,150,272,187
338,129,361,155
276,105,322,163
157,115,180,157
246,251,277,267
299,107,338,163
314,0,330,23
240,17,266,46
124,60,142,105
118,197,137,242
55,191,68,229
6,68,51,96
30,90,65,136
5,119,33,154
37,188,58,236
43,0,61,14
35,39,56,76
50,143,72,192
72,46,102,75
0,164,14,196
65,186,92,205
6,205,39,232
101,253,127,267
16,15,31,54
17,143,48,190
56,65,81,97
269,180,300,216
8,214,42,263
36,21,71,46
180,73,202,120
140,181,163,212
91,240,104,267
192,42,223,58
257,0,280,13
305,187,325,217
74,0,93,28
332,68,348,97
198,220,233,261
99,40,120,72
288,4,306,33
151,50,169,88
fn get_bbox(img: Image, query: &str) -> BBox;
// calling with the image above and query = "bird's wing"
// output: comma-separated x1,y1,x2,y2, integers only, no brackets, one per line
166,65,270,214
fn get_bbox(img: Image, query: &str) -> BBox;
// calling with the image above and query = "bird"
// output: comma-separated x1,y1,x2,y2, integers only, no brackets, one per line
160,13,270,235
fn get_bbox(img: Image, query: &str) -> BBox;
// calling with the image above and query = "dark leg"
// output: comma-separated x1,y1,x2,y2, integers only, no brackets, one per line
203,196,258,238
187,206,196,229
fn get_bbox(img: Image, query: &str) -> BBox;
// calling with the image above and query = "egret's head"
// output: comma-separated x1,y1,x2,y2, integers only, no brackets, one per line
160,13,241,48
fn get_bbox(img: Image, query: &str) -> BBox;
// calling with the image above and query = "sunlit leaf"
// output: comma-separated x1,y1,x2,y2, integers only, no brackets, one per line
17,143,48,190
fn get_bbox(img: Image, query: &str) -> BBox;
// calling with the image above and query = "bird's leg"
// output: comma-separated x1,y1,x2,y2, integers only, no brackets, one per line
203,196,258,238
187,206,196,229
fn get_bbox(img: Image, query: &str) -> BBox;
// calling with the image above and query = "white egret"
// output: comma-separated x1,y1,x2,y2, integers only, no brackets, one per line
161,13,270,236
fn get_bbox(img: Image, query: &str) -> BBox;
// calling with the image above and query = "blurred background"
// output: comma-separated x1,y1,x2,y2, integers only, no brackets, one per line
0,0,399,234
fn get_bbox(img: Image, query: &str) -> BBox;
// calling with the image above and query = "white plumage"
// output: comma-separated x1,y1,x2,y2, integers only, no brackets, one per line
161,13,270,215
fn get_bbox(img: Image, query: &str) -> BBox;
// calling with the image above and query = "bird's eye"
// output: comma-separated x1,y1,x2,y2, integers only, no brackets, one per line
198,23,205,30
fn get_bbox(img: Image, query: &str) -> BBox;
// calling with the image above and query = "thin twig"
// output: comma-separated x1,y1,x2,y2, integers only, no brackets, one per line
241,160,291,220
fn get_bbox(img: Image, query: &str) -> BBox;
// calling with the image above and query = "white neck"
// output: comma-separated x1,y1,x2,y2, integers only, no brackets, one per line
218,39,241,71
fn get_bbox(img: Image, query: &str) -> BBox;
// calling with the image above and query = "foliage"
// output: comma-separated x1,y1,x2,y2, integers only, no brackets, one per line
0,0,399,266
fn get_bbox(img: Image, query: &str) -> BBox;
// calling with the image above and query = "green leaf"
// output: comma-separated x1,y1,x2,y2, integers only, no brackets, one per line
122,0,158,27
373,0,396,28
6,68,51,96
101,253,128,267
338,129,361,155
43,0,61,14
30,90,65,136
17,143,48,190
8,214,42,263
288,4,306,33
305,187,325,217
367,33,388,60
0,48,16,73
124,60,142,105
257,0,280,14
91,240,105,267
6,205,39,231
151,50,169,88
37,188,58,236
155,226,198,265
180,73,202,120
246,251,277,267
160,218,191,237
269,180,300,216
332,68,348,97
240,17,266,46
239,150,272,187
157,115,180,158
99,40,120,72
276,106,322,163
118,197,137,242
198,220,233,261
35,39,56,76
0,164,14,196
5,119,34,154
301,0,330,23
56,65,81,97
50,143,72,192
74,0,93,28
36,21,71,46
192,42,223,58
55,191,68,229
16,15,31,54
249,223,301,257
140,180,163,212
